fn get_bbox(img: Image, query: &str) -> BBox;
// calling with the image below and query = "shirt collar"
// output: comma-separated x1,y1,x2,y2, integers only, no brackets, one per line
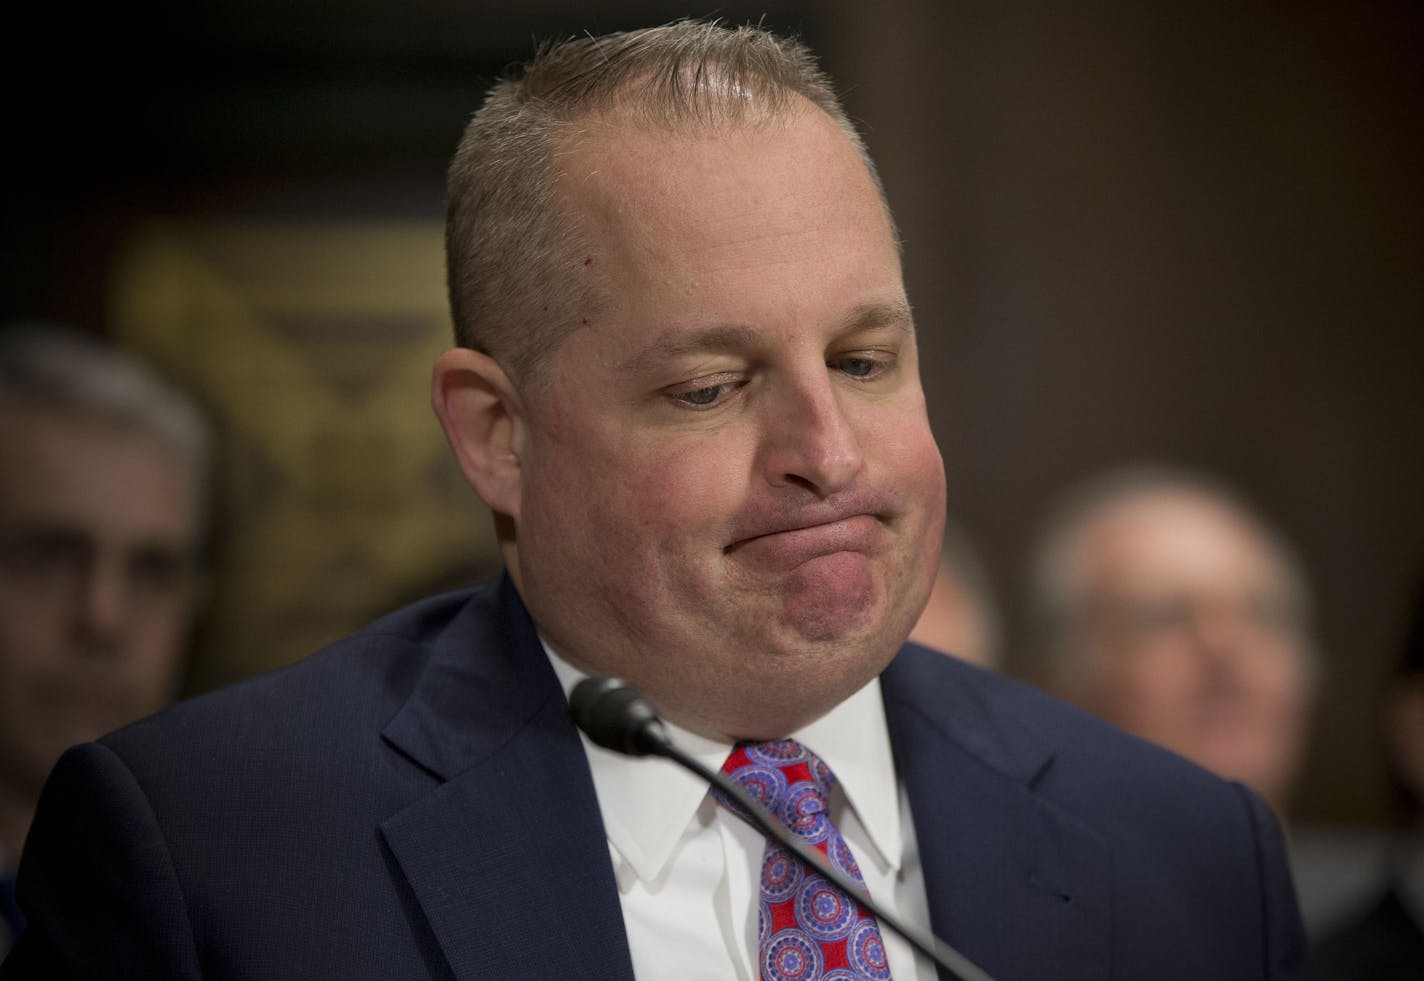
544,639,904,884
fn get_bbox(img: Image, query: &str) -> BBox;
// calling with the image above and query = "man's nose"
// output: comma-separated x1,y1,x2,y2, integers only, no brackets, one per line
1189,603,1263,679
759,373,865,495
74,556,131,649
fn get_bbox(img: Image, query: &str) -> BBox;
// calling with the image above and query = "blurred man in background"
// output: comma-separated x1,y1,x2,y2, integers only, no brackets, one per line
1024,464,1318,816
910,517,1001,669
0,325,211,953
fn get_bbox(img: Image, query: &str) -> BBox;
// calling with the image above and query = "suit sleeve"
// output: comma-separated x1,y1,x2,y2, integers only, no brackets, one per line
1233,783,1312,980
0,742,201,980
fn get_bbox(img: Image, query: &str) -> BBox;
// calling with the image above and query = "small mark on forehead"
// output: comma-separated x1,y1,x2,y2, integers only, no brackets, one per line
583,256,593,266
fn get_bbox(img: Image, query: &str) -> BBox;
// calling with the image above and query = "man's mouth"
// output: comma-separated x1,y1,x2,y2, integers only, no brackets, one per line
725,513,882,571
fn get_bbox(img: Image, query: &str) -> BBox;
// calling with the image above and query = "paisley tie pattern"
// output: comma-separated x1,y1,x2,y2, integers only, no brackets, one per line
716,740,893,981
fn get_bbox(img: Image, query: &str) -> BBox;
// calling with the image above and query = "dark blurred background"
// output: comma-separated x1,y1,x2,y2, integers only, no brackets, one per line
4,0,1420,840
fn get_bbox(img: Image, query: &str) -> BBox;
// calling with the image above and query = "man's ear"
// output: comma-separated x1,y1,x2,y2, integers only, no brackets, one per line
431,348,526,520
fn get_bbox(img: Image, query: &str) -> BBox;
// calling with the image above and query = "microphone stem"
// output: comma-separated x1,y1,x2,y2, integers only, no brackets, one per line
655,736,995,981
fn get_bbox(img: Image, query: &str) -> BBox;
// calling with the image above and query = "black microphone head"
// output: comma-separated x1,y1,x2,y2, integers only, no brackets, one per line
569,677,669,757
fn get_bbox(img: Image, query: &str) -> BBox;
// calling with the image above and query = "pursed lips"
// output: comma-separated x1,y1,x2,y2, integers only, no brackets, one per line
724,512,883,572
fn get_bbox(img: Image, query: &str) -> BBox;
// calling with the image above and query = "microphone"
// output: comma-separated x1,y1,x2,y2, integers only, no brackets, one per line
569,676,995,981
568,675,672,757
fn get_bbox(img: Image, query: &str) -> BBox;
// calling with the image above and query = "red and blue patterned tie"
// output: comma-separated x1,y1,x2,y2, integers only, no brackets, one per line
716,739,893,981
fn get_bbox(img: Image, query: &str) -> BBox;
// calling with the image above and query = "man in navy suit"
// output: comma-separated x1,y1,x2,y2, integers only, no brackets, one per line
3,21,1308,979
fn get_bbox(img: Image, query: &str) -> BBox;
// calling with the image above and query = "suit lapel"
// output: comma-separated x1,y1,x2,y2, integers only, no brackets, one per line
882,648,1112,979
374,587,1114,979
379,578,634,980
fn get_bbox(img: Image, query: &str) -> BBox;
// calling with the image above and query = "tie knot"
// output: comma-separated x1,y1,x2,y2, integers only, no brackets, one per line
717,739,839,843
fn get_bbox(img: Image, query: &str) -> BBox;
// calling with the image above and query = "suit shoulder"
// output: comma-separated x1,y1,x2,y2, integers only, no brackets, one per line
887,643,1248,806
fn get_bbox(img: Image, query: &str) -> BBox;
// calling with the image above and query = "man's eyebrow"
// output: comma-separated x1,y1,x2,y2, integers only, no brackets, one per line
616,301,914,376
616,323,762,376
836,299,915,338
0,521,91,548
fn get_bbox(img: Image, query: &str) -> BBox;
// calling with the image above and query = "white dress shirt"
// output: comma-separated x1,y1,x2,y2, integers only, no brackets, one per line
546,642,938,980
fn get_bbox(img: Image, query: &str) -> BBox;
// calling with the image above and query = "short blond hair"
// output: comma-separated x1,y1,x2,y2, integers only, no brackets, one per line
444,19,885,386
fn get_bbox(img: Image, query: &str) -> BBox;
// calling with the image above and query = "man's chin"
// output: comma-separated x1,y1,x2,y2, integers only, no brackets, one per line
776,553,879,642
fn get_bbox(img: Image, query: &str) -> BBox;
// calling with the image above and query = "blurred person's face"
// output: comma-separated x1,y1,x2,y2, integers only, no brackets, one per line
436,104,945,740
0,410,199,809
911,563,997,669
1057,491,1313,812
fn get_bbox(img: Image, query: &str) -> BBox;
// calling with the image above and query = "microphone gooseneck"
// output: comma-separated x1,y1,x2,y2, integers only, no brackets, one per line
568,676,995,981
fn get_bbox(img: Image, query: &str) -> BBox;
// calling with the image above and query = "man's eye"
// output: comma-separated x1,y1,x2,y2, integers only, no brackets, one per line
834,356,884,379
128,549,191,596
0,536,89,579
669,379,740,409
1124,600,1192,634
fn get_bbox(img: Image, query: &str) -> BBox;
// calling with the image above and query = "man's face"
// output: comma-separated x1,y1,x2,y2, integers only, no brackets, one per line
504,106,945,739
0,410,199,800
1061,492,1313,811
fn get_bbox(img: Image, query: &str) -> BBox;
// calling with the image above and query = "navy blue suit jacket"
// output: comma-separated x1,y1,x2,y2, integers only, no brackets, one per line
2,577,1308,979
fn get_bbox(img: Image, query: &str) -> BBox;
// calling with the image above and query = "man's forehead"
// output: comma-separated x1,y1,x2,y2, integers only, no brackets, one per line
1083,499,1290,589
0,411,199,518
552,113,893,285
0,409,175,467
538,99,904,378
